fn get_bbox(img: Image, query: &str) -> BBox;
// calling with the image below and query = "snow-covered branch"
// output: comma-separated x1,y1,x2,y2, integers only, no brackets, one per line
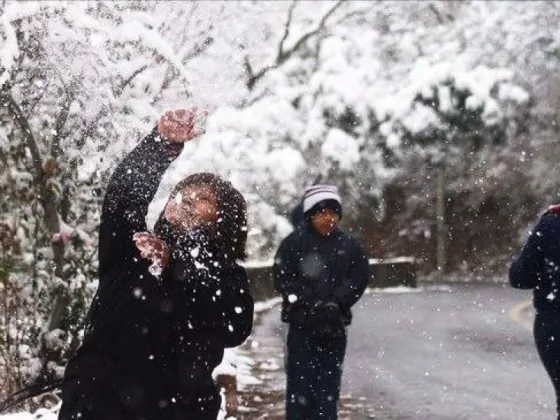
115,65,149,97
276,0,298,65
51,90,74,158
244,0,346,91
0,88,43,179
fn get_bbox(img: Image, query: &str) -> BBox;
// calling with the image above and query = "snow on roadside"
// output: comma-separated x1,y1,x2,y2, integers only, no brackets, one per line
365,285,422,294
0,404,59,420
254,297,282,314
213,347,261,389
365,284,453,294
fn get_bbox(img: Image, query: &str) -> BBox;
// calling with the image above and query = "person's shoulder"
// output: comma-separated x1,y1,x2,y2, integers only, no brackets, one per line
281,228,301,244
545,204,560,217
533,205,560,237
540,205,560,224
275,229,303,259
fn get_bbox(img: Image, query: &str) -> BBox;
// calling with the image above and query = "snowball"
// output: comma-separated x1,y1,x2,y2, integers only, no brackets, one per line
149,262,162,277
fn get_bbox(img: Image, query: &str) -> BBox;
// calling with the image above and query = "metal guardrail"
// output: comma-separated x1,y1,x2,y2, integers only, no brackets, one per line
242,257,417,302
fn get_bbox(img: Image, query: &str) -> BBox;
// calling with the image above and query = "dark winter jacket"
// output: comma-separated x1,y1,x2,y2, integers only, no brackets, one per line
60,129,254,417
510,206,560,313
289,200,305,228
273,222,370,335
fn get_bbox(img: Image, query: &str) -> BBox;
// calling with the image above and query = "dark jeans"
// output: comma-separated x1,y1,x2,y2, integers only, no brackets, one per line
534,311,560,420
285,325,347,420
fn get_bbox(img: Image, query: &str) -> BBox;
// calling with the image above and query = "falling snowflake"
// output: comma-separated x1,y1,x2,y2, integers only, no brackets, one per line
190,246,200,258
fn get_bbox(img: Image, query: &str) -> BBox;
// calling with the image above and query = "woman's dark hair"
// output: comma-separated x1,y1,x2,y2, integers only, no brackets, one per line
168,172,248,261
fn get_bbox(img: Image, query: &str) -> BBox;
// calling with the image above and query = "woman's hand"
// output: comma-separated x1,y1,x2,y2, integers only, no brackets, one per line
157,107,208,143
133,232,171,274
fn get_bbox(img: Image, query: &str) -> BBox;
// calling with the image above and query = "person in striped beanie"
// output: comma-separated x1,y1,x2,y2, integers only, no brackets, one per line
274,184,370,420
302,185,343,235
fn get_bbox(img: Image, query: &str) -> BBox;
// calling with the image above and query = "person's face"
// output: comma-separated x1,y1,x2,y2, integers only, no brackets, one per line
311,208,340,236
163,185,218,231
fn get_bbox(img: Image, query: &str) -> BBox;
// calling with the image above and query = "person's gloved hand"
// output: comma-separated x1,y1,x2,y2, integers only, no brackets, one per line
285,293,315,325
308,300,340,324
309,301,345,337
314,301,341,322
322,301,342,321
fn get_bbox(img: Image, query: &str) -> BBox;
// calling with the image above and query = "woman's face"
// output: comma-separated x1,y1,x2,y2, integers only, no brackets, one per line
163,185,218,231
311,208,340,236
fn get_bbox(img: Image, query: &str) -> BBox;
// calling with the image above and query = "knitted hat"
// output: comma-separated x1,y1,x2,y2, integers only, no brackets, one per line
303,185,342,217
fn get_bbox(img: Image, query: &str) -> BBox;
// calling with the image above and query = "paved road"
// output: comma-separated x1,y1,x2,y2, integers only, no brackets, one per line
343,283,554,419
246,283,555,419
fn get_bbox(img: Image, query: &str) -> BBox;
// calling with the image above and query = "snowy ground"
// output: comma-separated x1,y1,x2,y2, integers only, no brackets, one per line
0,407,59,420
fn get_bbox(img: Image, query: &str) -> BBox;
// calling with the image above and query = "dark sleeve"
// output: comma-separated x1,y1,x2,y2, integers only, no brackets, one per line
98,128,183,280
331,240,370,310
509,214,554,289
273,235,314,303
172,264,254,348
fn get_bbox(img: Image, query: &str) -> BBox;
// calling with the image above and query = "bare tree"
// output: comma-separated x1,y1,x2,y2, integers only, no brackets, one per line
244,0,346,91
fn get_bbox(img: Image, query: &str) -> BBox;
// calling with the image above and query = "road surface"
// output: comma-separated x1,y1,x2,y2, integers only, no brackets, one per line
342,283,553,419
246,283,555,419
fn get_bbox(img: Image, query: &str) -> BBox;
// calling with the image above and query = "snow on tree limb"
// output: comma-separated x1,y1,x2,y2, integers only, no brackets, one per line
0,13,19,87
0,89,43,179
244,0,346,91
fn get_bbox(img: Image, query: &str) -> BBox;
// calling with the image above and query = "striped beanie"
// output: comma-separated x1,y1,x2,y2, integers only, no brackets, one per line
303,184,342,217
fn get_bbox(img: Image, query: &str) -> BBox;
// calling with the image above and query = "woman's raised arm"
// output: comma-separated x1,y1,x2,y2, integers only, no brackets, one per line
98,108,204,280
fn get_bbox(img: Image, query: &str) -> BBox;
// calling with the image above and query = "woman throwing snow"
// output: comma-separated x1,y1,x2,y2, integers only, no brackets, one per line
58,108,254,420
510,204,560,420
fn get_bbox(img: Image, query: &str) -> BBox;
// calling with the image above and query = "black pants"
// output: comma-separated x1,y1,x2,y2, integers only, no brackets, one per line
58,376,220,420
285,325,347,420
534,311,560,420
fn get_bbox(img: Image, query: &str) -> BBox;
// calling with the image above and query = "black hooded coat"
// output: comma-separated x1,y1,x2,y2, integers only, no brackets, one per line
273,220,369,337
58,129,254,420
